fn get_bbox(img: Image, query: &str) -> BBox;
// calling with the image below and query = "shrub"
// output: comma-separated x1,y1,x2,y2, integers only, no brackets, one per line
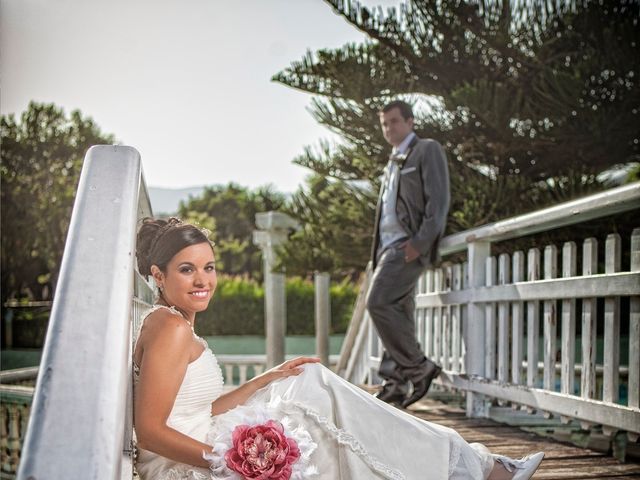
196,275,264,336
195,275,357,336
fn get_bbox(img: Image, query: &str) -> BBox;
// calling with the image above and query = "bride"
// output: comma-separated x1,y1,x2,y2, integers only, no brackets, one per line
133,217,544,480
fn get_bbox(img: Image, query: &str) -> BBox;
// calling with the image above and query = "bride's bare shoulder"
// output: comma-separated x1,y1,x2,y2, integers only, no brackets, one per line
139,307,192,345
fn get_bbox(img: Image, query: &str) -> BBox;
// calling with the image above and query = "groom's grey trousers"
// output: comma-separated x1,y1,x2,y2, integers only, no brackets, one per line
366,244,429,387
367,136,450,390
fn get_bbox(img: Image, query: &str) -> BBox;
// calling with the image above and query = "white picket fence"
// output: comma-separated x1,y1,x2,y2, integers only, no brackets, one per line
8,146,639,480
340,182,640,440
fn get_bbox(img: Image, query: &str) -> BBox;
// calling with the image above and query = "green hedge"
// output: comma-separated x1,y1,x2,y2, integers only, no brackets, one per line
2,307,50,348
194,275,357,336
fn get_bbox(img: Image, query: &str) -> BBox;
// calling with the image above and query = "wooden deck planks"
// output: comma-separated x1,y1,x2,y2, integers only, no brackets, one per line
406,397,640,479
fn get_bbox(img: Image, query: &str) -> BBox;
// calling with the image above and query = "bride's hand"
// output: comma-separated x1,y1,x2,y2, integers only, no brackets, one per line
256,357,321,388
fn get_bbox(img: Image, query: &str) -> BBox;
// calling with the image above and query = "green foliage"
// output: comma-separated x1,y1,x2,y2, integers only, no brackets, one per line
7,308,51,348
194,274,357,336
179,184,286,278
283,277,313,334
196,275,264,335
277,174,375,275
1,102,115,302
272,0,639,274
627,163,640,183
329,277,360,334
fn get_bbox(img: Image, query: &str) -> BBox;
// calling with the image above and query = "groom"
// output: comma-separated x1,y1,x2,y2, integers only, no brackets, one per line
366,100,450,408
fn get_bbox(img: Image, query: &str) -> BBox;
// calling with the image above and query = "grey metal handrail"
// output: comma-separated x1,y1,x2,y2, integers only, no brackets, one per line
17,146,151,480
440,181,640,255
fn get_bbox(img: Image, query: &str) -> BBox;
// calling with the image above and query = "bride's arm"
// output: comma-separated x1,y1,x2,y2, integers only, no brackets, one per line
210,356,320,416
134,312,212,469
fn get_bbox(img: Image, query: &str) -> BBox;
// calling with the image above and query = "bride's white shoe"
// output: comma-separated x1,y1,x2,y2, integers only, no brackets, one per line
494,451,545,480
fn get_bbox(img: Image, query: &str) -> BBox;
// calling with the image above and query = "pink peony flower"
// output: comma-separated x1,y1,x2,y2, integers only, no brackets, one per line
224,419,300,480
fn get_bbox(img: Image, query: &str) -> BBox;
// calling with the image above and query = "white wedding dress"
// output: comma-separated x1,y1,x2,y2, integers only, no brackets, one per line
134,306,495,480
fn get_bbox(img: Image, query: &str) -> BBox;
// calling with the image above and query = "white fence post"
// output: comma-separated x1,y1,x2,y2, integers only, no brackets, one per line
580,238,598,402
466,240,490,417
451,264,463,373
543,245,558,392
344,182,640,435
526,248,541,389
497,253,511,385
485,256,497,380
425,270,434,359
629,229,640,442
511,251,525,386
314,272,331,366
603,234,622,405
561,242,577,398
434,268,443,365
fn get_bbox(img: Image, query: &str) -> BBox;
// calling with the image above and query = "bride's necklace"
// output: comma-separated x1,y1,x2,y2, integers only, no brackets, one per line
155,301,194,328
156,290,193,330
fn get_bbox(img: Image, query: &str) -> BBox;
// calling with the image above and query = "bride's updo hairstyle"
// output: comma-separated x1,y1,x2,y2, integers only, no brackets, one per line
136,217,212,278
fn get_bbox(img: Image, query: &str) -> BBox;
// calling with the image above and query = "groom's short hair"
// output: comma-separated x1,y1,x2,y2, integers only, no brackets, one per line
380,100,414,120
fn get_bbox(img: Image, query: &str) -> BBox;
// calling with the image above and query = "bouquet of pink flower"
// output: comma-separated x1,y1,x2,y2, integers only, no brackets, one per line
205,402,318,480
225,420,300,480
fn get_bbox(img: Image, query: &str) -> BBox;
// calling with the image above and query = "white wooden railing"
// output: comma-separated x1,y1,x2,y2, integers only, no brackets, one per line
13,146,152,480
8,146,638,478
8,146,339,479
0,369,37,479
217,355,340,386
341,182,640,441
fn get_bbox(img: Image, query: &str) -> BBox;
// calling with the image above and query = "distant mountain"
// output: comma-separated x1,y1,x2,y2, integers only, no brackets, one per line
148,186,206,216
148,183,297,216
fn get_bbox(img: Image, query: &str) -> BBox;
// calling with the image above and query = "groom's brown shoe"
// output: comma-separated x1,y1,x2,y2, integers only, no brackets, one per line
401,363,442,408
375,384,406,406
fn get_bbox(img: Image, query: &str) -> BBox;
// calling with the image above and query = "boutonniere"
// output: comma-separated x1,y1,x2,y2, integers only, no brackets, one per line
390,153,408,168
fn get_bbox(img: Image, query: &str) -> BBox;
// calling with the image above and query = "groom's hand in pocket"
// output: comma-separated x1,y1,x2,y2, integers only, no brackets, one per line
399,240,420,263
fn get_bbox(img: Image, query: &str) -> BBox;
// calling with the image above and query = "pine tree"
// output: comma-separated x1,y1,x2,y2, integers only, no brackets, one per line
179,184,286,278
273,0,639,275
1,102,115,301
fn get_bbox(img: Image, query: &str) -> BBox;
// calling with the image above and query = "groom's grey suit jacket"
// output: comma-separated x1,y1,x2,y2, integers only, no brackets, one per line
370,135,450,269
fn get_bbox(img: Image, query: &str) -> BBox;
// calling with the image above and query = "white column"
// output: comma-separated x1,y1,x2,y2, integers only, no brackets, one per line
253,212,299,369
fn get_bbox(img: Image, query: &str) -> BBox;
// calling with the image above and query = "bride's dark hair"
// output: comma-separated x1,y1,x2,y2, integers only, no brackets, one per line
136,217,212,278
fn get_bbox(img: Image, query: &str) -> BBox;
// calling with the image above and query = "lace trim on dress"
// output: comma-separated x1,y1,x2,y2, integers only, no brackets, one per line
448,435,463,477
162,465,211,480
276,399,406,480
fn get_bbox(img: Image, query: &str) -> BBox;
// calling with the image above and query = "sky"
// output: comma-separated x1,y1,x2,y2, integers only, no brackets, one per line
1,0,399,193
